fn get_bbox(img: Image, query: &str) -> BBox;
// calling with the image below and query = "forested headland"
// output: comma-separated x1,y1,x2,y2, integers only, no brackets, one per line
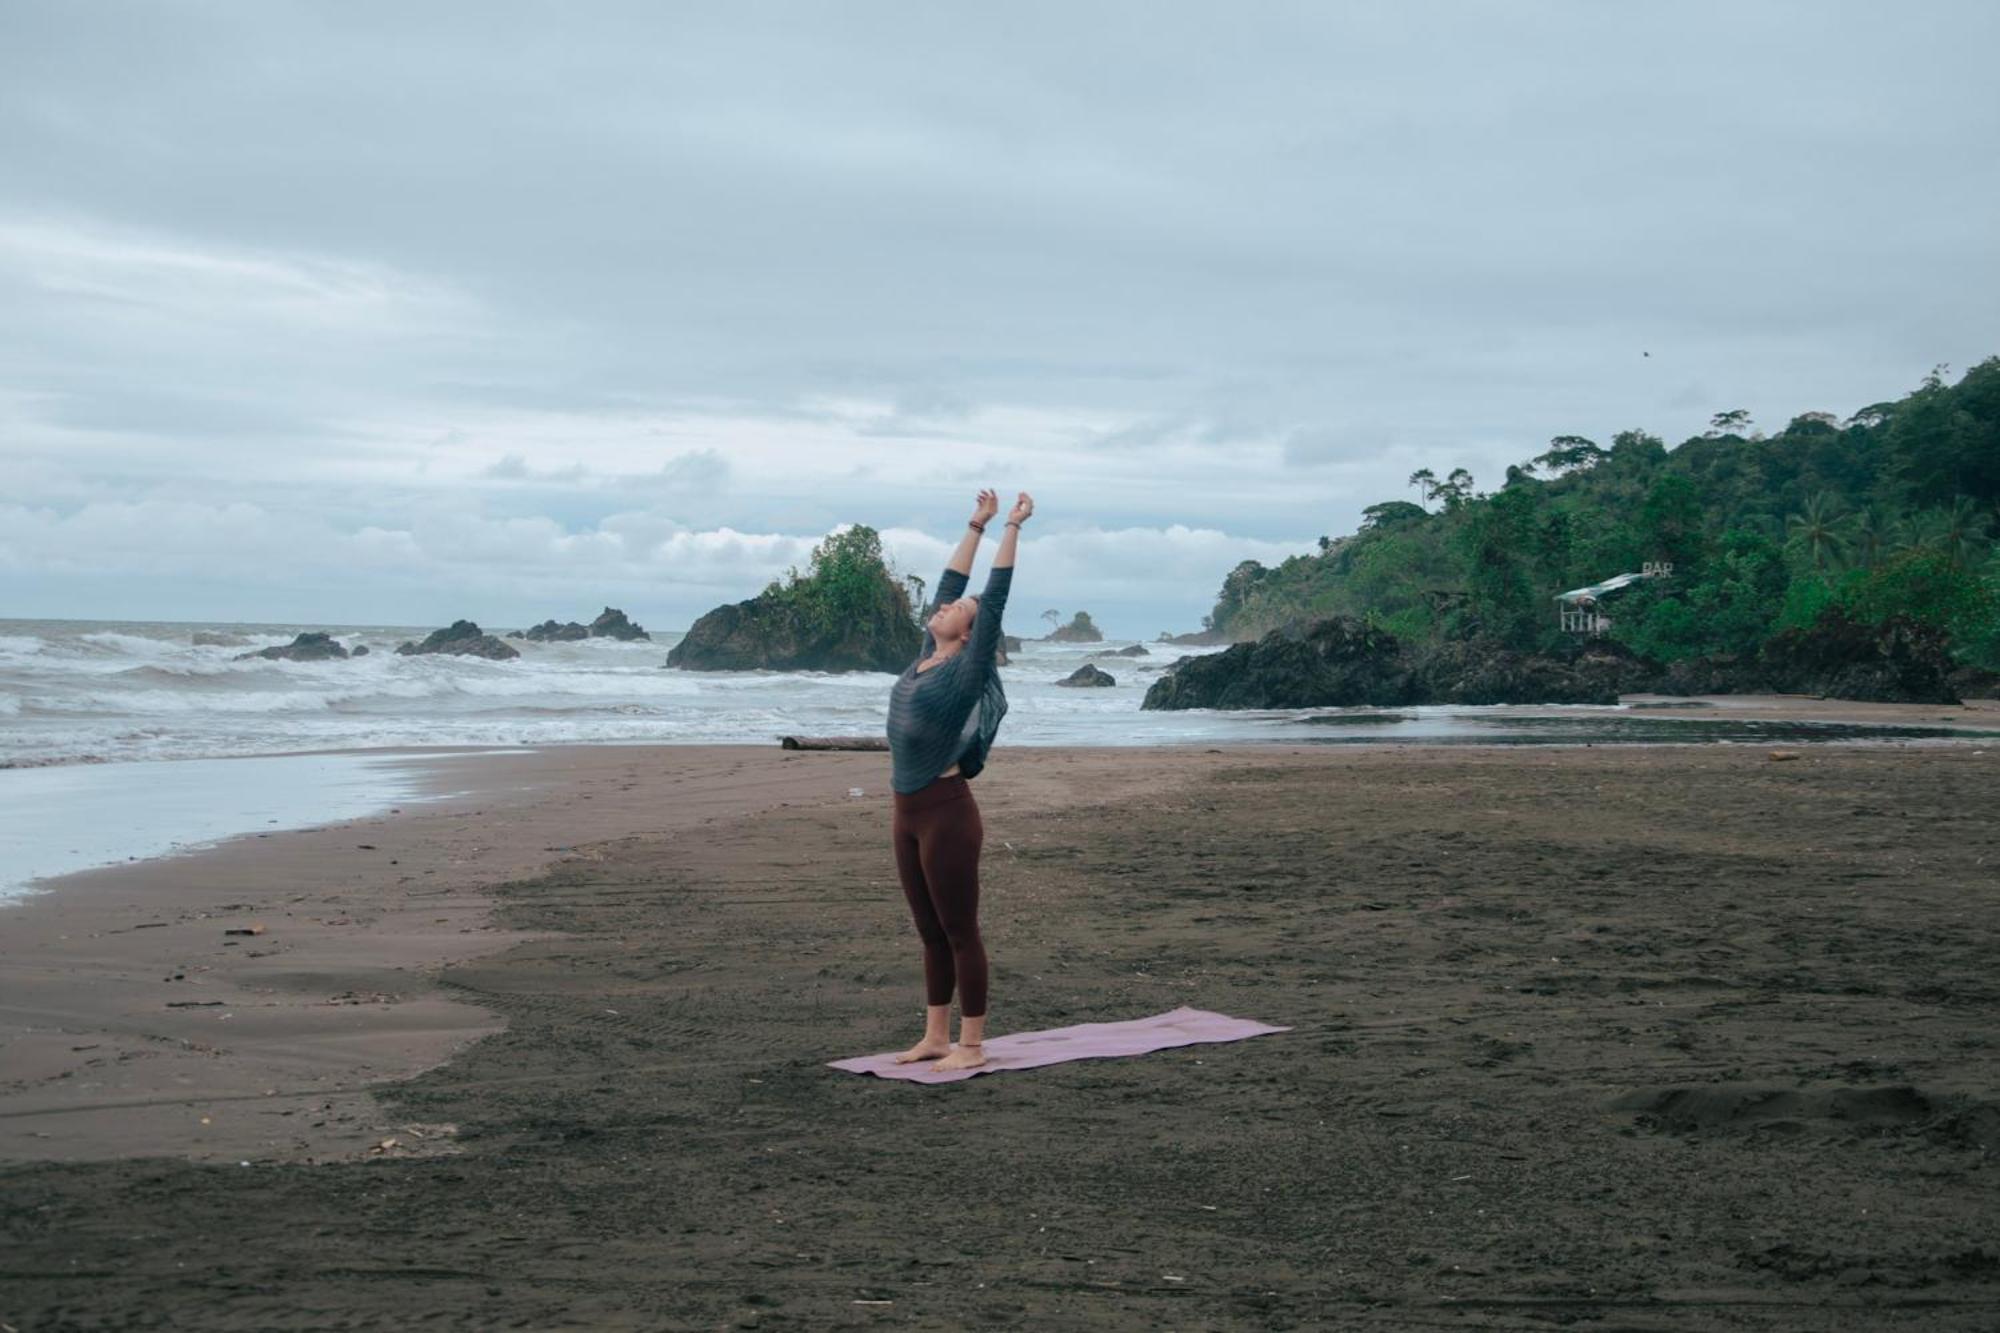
1194,359,2000,694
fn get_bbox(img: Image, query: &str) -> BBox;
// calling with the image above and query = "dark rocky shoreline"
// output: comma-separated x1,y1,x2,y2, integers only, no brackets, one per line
1145,614,2000,710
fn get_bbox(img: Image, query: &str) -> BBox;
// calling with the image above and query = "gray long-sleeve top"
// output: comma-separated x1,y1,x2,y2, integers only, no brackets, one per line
885,561,1012,794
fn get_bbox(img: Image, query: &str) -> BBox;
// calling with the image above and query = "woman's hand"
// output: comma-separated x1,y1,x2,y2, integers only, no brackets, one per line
971,488,1000,526
1008,491,1034,525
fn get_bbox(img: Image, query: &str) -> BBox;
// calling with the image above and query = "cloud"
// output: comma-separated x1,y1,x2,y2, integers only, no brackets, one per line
1,3,1995,628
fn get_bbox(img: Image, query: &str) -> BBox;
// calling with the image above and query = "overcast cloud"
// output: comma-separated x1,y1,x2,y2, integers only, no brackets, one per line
3,1,1995,634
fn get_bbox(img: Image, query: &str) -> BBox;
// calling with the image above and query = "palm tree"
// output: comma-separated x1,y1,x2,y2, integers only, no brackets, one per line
1784,491,1851,574
1847,508,1891,571
1893,508,1946,557
1931,496,1990,571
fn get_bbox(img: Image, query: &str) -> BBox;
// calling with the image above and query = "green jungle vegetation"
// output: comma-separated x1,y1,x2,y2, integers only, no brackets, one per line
1203,358,2000,672
761,524,917,641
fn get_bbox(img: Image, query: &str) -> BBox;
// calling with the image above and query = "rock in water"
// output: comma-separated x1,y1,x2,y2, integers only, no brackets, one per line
1058,663,1116,687
351,644,371,656
666,596,919,673
1089,644,1150,659
522,619,589,642
1144,616,1419,709
667,525,920,673
588,607,651,641
235,632,350,662
395,620,521,661
1046,611,1103,643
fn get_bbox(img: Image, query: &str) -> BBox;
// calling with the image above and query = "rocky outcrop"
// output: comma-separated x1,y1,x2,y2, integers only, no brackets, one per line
669,526,923,673
1046,612,1103,643
1755,610,1961,704
519,619,589,642
1058,663,1117,688
1156,627,1233,646
667,597,919,672
1089,644,1150,659
235,632,350,663
1143,618,1647,709
1143,617,1420,709
1142,608,1977,710
509,609,650,642
1947,664,2000,701
589,607,650,641
395,620,520,661
351,644,371,656
1418,637,1651,706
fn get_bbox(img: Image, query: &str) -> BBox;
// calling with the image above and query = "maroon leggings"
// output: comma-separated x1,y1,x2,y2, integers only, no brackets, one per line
891,773,988,1018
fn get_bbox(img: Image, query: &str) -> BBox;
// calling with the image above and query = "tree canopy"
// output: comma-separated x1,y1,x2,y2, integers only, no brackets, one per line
1202,358,2000,673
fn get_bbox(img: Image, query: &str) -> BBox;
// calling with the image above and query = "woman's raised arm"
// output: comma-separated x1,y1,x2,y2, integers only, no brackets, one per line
958,491,1030,686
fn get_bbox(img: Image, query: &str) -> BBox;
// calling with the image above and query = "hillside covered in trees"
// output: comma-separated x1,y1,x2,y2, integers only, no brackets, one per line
1201,359,2000,683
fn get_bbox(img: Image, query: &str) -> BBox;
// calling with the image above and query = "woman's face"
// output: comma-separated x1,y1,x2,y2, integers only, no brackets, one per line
928,594,978,644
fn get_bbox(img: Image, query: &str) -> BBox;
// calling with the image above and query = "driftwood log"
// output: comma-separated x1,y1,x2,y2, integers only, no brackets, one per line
778,735,889,750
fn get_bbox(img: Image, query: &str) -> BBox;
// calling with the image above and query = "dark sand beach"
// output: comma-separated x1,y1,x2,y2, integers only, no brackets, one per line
3,719,1998,1329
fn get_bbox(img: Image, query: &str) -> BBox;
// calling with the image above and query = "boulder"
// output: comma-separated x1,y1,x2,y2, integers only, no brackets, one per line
1143,616,1420,710
1089,644,1150,659
1046,611,1103,643
351,644,371,657
235,632,350,663
589,607,650,641
1058,663,1116,687
522,619,590,642
395,620,520,661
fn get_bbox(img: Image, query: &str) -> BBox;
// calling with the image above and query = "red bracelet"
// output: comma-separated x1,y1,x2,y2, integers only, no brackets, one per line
969,520,986,532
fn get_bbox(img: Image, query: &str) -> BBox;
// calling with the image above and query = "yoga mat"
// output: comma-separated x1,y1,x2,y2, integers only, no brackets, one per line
827,1005,1291,1084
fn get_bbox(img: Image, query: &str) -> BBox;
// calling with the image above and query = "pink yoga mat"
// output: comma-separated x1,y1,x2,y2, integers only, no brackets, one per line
827,1005,1292,1084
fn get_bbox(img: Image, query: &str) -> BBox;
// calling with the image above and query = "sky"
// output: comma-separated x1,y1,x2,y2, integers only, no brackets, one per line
3,1,1995,636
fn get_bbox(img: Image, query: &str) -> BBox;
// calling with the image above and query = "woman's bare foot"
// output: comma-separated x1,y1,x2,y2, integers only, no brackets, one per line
930,1044,987,1072
893,1038,952,1064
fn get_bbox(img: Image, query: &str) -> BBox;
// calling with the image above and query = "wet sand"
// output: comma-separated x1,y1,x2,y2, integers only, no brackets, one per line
3,725,1998,1328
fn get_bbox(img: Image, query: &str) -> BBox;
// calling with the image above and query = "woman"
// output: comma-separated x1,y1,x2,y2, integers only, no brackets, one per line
884,487,1032,1072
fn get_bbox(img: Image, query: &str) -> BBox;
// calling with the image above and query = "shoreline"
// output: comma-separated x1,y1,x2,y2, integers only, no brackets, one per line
4,690,1997,774
3,691,1995,1167
0,742,1281,1164
3,735,1994,1325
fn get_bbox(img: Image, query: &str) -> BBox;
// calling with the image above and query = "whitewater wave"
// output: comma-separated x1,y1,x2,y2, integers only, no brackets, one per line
0,617,1228,766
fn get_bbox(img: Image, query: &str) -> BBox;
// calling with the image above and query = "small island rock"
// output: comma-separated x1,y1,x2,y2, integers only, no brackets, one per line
589,607,651,641
1045,611,1103,643
522,619,590,642
667,526,920,673
395,620,521,661
1058,663,1116,687
235,632,350,663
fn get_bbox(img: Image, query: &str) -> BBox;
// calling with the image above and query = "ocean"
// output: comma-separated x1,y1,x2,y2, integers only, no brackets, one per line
0,616,1252,768
4,617,1991,902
